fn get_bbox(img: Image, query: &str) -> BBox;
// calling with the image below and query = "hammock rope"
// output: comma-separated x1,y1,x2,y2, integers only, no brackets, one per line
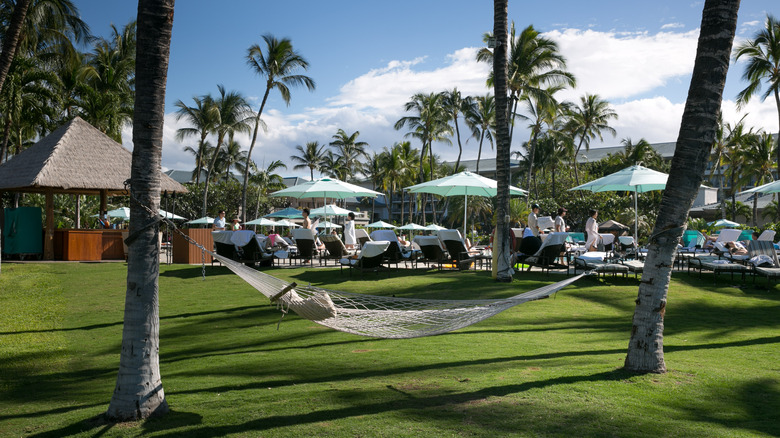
126,188,590,339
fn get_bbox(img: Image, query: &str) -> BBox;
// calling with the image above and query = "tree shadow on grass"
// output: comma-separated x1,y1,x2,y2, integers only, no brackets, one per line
25,409,203,438
148,369,633,437
159,265,234,279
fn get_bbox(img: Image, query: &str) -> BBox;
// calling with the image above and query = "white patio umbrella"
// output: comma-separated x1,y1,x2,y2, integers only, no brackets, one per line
708,218,741,228
405,171,527,237
159,209,187,220
316,220,342,229
310,204,354,217
185,216,214,225
738,179,780,195
104,207,130,220
364,220,397,229
273,219,300,228
245,217,278,226
397,223,428,231
570,164,669,242
425,224,447,231
271,177,381,225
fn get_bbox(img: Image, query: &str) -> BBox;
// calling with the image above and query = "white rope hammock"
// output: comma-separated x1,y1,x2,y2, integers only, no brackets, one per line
208,250,588,339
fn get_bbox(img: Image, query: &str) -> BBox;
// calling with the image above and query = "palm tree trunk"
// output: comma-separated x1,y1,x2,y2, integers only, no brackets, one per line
0,114,10,163
492,0,512,282
241,87,271,222
719,174,726,218
0,0,30,95
526,130,540,195
201,134,223,216
625,0,739,373
107,0,174,421
774,89,780,219
476,131,486,173
454,116,463,171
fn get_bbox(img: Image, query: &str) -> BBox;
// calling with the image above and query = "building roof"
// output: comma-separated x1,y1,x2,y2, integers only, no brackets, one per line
0,117,187,194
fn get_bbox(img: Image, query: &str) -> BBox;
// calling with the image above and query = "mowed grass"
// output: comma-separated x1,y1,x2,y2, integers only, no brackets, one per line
0,261,779,437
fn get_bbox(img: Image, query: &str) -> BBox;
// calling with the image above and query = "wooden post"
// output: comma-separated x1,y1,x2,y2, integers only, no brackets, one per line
75,194,81,229
99,189,108,217
44,189,54,260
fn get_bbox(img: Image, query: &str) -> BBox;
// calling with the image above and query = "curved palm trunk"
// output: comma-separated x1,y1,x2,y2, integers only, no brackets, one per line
0,0,30,95
454,116,464,171
107,0,174,421
492,0,513,282
526,129,540,198
241,86,272,222
625,0,739,373
774,89,780,219
201,134,224,216
194,134,207,184
476,130,486,173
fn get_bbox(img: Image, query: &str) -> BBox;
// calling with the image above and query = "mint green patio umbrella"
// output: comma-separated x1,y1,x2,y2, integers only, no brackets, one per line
365,220,397,229
570,164,669,242
405,171,527,237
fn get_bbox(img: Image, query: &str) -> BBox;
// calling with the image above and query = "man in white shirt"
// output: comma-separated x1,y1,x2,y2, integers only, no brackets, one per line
213,210,226,229
527,204,541,237
585,209,600,251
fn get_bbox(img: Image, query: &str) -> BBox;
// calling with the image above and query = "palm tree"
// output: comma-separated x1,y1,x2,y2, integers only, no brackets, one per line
0,0,32,94
625,0,739,374
708,114,729,219
329,128,369,180
380,144,409,223
738,131,775,225
492,0,512,282
364,152,384,221
518,87,563,194
566,93,618,186
107,0,174,421
174,95,216,184
217,138,250,183
464,93,496,173
242,34,315,222
442,88,473,171
250,159,287,219
80,21,136,142
734,15,780,217
290,141,326,180
200,85,253,216
395,141,420,223
721,119,756,220
477,23,576,146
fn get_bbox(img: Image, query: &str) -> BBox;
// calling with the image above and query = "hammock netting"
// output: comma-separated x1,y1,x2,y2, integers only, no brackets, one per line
208,250,588,339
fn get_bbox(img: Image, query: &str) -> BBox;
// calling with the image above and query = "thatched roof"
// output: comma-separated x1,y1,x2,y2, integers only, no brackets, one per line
0,117,187,194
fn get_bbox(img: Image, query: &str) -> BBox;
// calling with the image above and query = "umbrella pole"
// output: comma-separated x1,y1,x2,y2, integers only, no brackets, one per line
464,190,468,241
634,189,638,243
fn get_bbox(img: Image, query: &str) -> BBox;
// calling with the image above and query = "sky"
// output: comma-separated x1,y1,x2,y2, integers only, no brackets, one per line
74,0,779,178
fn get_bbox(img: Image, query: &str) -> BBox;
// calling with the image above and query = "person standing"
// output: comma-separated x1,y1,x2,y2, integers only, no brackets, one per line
301,208,311,229
585,209,600,251
213,210,227,229
527,204,541,237
343,212,356,249
231,218,242,230
554,207,569,233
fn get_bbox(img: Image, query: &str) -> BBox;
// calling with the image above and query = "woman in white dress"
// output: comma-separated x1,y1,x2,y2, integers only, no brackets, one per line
344,212,356,249
585,209,600,251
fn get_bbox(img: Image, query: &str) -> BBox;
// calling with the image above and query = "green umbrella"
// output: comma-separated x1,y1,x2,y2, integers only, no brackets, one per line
570,164,669,242
405,171,526,236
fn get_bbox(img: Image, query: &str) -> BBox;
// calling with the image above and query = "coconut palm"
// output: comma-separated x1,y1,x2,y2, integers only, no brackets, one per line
395,141,420,223
380,143,409,223
290,141,326,180
329,128,369,180
708,114,729,219
464,93,496,173
200,85,253,216
395,92,452,184
107,0,173,421
566,93,618,186
217,138,250,183
0,0,32,95
734,15,780,217
174,95,216,184
738,131,776,225
721,119,757,220
250,159,287,218
79,21,136,141
625,0,739,373
242,34,315,222
477,23,576,146
364,152,384,221
442,88,473,171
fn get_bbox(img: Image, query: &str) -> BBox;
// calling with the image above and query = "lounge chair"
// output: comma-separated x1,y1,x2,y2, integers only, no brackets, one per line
517,232,569,275
339,241,391,275
292,228,317,266
438,229,476,271
573,251,630,277
370,229,416,267
319,234,350,266
750,240,780,283
757,230,776,242
355,228,371,248
212,230,273,266
510,228,524,252
413,235,446,269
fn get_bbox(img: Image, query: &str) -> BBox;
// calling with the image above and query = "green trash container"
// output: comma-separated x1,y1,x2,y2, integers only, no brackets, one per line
3,207,43,259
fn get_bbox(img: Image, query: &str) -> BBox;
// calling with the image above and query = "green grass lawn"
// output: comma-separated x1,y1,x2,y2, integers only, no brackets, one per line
1,262,778,437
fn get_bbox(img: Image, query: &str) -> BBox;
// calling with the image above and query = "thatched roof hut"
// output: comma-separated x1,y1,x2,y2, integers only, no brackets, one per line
0,116,186,194
0,117,187,259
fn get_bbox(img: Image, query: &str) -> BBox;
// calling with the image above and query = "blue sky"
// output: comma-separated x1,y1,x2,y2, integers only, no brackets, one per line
75,1,778,177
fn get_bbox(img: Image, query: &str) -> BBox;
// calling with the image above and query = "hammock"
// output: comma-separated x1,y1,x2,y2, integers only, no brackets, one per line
208,249,588,339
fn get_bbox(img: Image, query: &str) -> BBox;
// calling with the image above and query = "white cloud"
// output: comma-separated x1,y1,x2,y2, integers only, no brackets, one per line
661,22,685,30
155,27,778,178
547,28,700,101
